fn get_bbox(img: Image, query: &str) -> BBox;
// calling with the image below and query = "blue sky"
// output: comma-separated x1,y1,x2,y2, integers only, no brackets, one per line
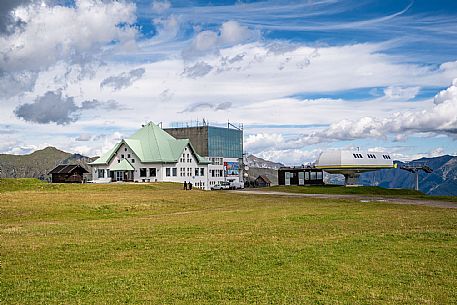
1,0,457,164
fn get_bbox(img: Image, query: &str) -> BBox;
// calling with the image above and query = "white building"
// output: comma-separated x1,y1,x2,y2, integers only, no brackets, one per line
89,122,212,189
164,124,245,187
315,150,395,185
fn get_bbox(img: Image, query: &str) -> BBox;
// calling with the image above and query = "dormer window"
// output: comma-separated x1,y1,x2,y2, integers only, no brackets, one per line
125,148,127,152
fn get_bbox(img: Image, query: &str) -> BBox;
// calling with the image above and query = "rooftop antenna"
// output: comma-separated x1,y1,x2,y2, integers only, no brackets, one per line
400,162,433,191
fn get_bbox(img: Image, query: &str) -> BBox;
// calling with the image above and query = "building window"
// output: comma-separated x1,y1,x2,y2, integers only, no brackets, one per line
200,168,205,176
98,169,105,178
149,168,156,177
317,171,323,180
310,172,317,180
125,148,127,151
166,168,171,177
121,154,124,159
131,159,135,163
128,154,131,158
140,168,147,177
172,168,177,176
211,157,223,165
118,160,120,163
195,168,199,176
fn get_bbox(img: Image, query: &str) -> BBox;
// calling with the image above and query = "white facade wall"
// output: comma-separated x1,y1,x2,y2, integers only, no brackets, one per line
160,146,209,190
91,143,211,190
207,157,244,187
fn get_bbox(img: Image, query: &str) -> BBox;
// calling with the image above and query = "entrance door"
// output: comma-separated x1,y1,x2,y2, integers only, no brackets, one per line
116,171,124,181
285,172,290,185
298,172,304,185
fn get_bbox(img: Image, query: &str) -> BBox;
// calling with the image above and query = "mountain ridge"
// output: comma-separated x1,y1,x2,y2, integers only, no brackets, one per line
0,146,94,179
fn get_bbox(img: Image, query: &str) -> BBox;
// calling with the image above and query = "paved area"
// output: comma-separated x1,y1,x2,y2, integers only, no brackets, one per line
229,190,457,209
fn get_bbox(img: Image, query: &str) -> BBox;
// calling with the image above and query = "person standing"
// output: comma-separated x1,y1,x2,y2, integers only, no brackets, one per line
189,182,193,190
184,181,188,190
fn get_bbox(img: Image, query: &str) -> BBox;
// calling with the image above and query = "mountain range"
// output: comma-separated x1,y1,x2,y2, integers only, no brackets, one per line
360,155,457,196
0,147,94,180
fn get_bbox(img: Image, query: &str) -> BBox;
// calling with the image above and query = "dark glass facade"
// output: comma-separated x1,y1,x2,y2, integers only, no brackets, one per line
164,126,243,158
207,127,243,158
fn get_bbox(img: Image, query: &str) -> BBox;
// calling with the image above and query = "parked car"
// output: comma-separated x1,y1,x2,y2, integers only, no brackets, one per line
228,181,244,190
211,181,231,190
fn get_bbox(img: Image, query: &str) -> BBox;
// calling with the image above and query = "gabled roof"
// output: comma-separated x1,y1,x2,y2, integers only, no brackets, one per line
89,122,210,165
109,159,135,171
48,164,88,174
256,175,272,184
89,143,122,165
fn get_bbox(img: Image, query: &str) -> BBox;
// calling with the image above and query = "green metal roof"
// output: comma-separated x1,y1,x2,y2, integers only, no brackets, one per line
89,122,210,165
89,143,122,165
109,159,135,171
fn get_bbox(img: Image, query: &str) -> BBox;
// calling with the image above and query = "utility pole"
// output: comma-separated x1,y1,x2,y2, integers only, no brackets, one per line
400,163,433,191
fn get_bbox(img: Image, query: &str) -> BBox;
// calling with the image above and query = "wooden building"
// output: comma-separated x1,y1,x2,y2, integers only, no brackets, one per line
278,167,324,186
255,175,271,187
48,164,88,183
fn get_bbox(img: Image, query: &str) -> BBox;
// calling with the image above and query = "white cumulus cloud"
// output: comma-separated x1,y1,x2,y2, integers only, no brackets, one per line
0,0,137,74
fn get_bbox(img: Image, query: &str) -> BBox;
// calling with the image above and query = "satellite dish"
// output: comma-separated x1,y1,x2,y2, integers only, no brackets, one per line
244,166,249,171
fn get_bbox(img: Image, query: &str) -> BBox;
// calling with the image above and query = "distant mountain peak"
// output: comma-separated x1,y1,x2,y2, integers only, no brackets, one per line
32,146,66,154
361,154,457,196
0,147,93,179
246,154,284,170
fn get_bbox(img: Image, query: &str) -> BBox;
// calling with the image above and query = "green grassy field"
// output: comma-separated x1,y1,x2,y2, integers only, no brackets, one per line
270,185,457,202
1,179,456,304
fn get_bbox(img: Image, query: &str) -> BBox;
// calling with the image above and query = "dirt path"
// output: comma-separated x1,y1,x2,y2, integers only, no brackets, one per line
229,190,457,209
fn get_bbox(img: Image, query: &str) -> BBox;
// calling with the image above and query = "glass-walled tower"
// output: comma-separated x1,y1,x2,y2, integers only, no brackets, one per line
164,124,243,185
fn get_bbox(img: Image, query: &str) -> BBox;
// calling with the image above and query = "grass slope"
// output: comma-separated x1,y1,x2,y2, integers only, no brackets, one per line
1,181,456,304
269,185,457,202
271,185,423,195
